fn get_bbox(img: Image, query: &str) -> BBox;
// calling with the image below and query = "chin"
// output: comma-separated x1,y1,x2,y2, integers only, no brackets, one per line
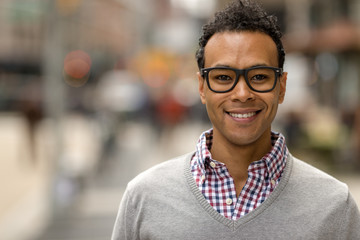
227,128,269,147
225,132,257,146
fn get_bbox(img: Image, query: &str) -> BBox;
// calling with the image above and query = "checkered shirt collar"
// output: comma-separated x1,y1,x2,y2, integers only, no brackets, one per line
194,128,288,179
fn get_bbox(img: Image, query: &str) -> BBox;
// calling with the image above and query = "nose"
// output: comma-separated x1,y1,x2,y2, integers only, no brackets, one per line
230,76,254,102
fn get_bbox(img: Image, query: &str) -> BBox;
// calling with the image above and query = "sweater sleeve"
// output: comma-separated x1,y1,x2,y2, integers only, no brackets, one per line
111,187,136,240
338,191,360,240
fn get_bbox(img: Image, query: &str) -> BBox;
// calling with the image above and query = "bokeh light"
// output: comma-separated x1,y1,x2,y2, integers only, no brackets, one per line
132,49,176,88
63,50,92,87
56,0,82,15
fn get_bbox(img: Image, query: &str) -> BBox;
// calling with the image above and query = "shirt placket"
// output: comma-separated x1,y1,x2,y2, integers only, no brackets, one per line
233,162,266,219
210,161,237,219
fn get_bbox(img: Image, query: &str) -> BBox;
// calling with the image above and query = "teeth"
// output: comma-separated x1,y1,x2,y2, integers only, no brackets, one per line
229,112,256,119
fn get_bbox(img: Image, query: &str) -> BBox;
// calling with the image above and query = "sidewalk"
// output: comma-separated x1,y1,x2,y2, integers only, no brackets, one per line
0,113,50,240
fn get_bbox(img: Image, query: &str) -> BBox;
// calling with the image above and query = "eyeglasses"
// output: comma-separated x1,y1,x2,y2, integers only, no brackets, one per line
200,66,283,93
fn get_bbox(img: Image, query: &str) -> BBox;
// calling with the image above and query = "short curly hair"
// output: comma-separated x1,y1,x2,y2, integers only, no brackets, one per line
196,0,285,70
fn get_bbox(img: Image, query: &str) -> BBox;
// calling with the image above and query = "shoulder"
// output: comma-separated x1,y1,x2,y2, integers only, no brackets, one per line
282,156,360,237
291,156,346,186
287,155,349,202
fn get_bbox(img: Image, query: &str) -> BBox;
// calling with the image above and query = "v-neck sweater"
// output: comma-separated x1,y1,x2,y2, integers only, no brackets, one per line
111,153,360,240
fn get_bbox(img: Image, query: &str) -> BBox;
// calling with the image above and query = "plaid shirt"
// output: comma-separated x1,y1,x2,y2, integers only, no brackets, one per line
191,129,288,220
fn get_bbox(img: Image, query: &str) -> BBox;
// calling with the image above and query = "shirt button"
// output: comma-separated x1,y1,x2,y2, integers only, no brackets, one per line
271,179,276,185
210,162,216,168
226,198,233,205
201,175,206,182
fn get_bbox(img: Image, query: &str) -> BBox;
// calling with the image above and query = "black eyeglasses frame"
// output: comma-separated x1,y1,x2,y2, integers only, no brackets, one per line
200,66,283,93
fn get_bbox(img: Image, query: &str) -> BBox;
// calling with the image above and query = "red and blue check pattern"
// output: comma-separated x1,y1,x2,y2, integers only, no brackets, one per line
191,129,288,220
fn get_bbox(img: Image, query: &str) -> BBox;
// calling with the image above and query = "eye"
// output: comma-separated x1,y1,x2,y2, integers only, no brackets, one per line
248,68,274,84
216,75,232,81
208,69,236,84
251,74,267,82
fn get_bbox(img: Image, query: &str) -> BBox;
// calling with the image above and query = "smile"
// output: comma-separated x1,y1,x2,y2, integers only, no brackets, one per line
228,111,258,119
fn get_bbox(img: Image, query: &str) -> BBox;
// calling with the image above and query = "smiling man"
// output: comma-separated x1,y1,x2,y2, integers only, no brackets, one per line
198,30,287,193
111,1,360,239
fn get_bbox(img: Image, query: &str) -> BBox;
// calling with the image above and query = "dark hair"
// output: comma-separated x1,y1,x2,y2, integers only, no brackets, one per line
195,0,285,70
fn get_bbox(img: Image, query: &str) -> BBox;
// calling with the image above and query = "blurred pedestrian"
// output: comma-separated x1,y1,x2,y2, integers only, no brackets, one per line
112,0,360,239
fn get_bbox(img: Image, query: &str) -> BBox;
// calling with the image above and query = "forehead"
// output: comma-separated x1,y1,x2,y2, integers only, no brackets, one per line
204,31,278,68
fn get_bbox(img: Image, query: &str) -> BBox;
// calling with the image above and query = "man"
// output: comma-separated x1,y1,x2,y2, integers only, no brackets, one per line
111,0,360,239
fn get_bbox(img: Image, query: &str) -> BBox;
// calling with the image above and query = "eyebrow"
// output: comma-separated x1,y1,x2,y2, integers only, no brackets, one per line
212,63,273,68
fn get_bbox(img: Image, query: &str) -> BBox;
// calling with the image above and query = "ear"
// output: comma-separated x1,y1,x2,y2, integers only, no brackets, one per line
278,72,287,104
198,72,206,104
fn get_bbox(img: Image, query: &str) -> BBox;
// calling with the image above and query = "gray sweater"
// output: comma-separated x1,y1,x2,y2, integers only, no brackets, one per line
112,153,360,240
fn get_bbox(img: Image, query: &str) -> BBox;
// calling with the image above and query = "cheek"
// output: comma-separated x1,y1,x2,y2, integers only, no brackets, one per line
203,94,225,117
204,96,217,114
263,92,281,114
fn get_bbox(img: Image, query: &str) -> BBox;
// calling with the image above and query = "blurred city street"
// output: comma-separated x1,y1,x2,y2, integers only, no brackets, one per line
1,0,360,239
1,114,359,240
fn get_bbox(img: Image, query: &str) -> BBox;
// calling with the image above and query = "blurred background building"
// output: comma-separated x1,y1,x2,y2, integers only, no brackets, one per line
0,0,359,239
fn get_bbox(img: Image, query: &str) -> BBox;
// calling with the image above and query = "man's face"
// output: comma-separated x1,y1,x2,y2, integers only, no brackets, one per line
198,31,287,149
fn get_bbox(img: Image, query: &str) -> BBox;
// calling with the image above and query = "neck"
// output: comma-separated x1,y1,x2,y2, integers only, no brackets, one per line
210,130,272,195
